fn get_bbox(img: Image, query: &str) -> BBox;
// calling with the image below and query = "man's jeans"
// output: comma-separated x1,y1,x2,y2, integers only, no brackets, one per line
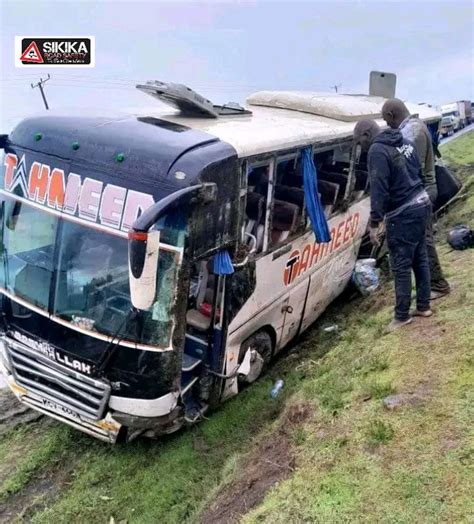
386,202,431,321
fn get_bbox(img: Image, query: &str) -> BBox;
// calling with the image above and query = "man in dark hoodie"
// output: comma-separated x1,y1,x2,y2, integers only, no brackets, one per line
354,119,432,332
382,98,450,299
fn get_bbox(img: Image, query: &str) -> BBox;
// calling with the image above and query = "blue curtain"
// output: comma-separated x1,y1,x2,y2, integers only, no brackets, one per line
302,147,331,243
213,250,235,275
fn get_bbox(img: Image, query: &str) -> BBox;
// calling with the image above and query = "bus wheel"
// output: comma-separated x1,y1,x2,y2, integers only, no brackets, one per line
239,330,273,383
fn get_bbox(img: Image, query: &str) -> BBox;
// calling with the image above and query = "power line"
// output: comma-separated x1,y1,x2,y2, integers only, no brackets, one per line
31,74,51,110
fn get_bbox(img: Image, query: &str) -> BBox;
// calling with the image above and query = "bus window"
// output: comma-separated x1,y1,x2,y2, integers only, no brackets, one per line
314,142,367,212
353,147,370,199
245,164,271,253
271,157,305,247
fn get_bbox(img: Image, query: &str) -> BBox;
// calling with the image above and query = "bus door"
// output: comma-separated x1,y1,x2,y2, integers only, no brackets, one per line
300,258,334,334
279,277,308,349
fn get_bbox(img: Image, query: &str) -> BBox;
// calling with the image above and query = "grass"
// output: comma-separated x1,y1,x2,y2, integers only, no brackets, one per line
0,131,473,523
0,422,76,502
440,129,474,165
366,419,395,445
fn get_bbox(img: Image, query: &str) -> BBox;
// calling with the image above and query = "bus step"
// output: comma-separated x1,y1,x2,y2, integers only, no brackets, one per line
180,376,199,397
183,396,208,424
182,354,202,372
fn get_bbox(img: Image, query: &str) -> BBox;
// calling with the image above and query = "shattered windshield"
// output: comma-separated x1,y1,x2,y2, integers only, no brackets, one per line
0,198,57,309
0,194,184,349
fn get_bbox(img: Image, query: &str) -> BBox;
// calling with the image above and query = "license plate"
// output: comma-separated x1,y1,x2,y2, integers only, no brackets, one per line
42,399,79,419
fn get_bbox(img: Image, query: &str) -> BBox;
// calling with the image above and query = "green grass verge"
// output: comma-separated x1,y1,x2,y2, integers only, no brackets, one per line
0,131,472,523
0,422,76,502
440,129,474,165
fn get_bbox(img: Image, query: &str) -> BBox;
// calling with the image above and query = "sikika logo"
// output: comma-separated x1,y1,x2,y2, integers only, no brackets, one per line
15,37,95,67
20,41,44,63
283,212,361,286
3,153,154,232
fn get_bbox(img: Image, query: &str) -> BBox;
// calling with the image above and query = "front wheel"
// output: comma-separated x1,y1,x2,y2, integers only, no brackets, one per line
239,330,273,383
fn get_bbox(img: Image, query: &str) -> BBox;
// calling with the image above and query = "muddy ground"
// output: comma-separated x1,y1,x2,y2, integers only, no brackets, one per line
0,389,42,437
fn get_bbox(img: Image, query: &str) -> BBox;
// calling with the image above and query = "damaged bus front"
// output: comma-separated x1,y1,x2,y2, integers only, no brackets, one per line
0,115,239,442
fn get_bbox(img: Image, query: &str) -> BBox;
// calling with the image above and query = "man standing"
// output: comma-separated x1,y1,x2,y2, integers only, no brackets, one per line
382,98,450,299
354,120,432,332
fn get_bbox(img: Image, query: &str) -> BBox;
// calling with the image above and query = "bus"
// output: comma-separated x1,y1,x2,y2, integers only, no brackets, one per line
0,83,441,442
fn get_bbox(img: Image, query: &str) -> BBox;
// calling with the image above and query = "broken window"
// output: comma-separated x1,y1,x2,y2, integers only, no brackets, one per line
314,141,368,216
270,156,305,247
244,162,272,253
186,259,225,336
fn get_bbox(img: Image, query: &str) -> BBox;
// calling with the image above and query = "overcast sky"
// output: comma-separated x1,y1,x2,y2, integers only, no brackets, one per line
0,0,472,132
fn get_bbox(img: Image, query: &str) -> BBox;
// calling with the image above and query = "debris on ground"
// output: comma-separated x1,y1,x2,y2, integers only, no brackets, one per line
383,393,425,410
270,379,284,398
352,258,380,295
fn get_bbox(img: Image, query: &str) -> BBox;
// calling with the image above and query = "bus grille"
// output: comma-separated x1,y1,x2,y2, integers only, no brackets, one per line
6,340,110,421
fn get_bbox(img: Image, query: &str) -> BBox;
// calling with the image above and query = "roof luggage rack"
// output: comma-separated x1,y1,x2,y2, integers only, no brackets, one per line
136,81,252,118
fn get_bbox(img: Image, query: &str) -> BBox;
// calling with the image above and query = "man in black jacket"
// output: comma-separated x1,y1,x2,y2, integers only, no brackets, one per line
382,98,450,299
354,120,432,332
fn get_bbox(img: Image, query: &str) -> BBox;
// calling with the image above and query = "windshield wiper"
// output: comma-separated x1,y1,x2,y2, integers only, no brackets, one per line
96,308,139,376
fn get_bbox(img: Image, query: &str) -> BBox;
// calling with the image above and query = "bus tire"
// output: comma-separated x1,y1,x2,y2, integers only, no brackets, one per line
239,330,273,381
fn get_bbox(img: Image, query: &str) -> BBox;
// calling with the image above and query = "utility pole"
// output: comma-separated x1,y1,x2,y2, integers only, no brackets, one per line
330,84,342,93
31,74,51,110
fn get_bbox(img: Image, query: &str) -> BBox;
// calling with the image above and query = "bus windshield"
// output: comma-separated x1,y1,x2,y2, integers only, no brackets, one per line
0,194,184,349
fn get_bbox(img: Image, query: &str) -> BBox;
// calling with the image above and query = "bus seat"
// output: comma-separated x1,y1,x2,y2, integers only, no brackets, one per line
324,161,350,174
274,185,305,208
318,171,348,199
317,180,339,216
280,171,303,188
245,192,265,238
186,309,211,332
187,264,213,332
271,200,300,244
318,180,339,205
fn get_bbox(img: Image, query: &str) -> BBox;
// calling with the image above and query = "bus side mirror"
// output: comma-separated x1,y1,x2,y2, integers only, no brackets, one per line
128,230,160,310
127,183,216,311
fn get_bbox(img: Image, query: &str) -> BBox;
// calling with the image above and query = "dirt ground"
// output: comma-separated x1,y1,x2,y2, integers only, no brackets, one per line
0,390,42,437
200,403,313,524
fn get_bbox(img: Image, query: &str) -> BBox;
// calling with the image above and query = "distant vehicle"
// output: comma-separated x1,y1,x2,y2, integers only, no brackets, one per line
440,100,472,129
439,115,455,137
450,114,462,131
457,100,472,127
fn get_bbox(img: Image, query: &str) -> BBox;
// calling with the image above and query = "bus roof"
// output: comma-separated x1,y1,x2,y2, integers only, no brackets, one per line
132,91,441,158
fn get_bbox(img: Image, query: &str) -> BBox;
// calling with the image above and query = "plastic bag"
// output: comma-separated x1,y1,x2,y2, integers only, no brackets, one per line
352,258,380,296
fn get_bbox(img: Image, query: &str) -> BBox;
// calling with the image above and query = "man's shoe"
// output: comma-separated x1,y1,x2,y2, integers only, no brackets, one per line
413,309,433,318
385,317,413,334
430,290,449,301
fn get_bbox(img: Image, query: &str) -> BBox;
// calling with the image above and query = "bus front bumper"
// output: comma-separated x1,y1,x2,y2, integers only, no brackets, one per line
0,336,182,443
